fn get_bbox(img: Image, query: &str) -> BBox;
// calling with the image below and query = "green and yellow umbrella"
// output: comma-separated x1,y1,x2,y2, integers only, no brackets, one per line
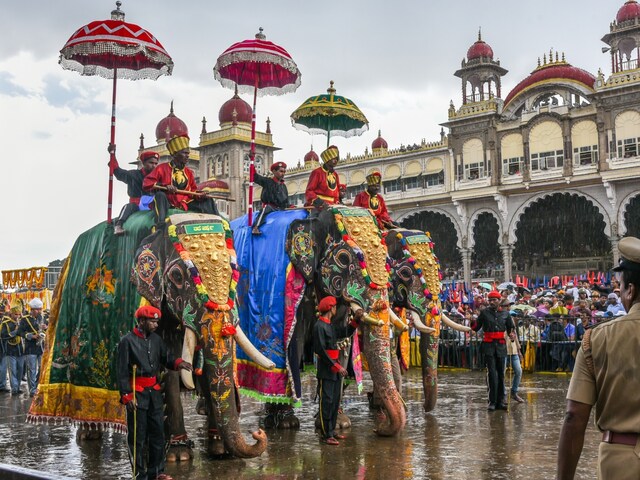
290,80,368,147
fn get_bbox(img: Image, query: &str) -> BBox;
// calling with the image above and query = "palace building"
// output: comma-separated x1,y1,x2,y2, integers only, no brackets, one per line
139,0,640,286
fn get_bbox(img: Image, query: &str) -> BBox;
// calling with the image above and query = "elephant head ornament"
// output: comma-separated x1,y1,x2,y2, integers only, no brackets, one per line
133,213,272,458
288,206,407,436
386,228,470,412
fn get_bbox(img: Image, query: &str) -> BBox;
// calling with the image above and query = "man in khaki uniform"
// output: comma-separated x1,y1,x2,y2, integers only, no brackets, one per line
557,236,640,479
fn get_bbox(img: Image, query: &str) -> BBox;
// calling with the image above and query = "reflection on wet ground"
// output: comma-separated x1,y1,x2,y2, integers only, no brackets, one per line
0,369,598,479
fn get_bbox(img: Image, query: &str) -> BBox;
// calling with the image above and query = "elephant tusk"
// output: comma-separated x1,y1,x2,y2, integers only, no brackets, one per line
181,328,197,390
349,302,384,327
409,310,436,334
388,308,409,332
234,326,275,370
441,313,472,332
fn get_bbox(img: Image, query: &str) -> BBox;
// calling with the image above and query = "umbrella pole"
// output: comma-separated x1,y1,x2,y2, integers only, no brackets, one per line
247,81,258,227
107,70,117,224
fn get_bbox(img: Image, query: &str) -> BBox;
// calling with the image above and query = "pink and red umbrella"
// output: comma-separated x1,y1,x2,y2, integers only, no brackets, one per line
60,1,173,223
214,28,301,226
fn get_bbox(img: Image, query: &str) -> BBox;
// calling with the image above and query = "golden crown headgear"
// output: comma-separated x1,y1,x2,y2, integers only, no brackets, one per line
167,134,190,155
320,145,339,163
366,171,382,186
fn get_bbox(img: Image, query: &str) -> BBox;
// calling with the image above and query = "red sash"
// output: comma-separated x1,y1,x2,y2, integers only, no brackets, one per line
326,349,339,360
131,375,159,392
483,331,506,343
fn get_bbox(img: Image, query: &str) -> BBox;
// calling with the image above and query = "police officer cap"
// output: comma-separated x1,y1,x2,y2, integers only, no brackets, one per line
29,298,43,309
613,236,640,272
135,305,161,320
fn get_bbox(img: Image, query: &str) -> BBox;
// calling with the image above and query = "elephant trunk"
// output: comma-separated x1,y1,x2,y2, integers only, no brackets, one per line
420,332,439,412
205,344,267,459
361,325,406,436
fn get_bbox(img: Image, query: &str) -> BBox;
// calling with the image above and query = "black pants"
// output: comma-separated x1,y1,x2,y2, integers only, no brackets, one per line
317,377,341,439
154,191,219,225
126,395,165,480
485,352,506,406
116,202,139,227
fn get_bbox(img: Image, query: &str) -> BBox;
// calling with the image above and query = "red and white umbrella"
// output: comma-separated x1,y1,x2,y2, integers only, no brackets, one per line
214,28,301,226
60,1,173,223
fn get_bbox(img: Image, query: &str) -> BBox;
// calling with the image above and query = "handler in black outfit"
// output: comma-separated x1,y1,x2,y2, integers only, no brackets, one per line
472,290,515,411
117,305,192,480
252,161,292,235
313,296,359,445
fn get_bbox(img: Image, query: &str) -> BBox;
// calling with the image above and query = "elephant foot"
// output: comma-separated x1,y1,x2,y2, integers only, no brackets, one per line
195,396,208,416
165,434,194,463
76,427,103,441
263,404,300,430
207,428,227,457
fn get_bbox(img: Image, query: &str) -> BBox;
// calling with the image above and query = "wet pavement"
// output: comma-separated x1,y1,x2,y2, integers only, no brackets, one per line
0,368,599,479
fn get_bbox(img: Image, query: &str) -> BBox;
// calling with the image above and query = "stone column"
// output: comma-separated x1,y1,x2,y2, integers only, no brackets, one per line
500,244,514,282
610,235,621,267
460,247,472,288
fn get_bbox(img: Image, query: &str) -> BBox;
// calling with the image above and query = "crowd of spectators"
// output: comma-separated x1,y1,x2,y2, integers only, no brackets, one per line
424,278,624,373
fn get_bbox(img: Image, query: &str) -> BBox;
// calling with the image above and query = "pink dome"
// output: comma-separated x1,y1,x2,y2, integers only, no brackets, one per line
617,0,640,22
155,103,188,142
372,131,388,149
219,92,252,125
467,40,494,60
304,148,319,163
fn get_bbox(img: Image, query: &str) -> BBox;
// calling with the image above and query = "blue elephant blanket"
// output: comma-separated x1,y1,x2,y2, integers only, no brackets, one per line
231,209,308,405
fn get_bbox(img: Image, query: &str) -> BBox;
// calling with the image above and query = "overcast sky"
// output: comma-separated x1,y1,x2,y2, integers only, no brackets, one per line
1,0,619,271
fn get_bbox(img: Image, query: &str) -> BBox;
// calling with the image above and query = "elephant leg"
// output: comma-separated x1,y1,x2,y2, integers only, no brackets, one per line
163,370,193,463
421,333,439,413
265,403,300,430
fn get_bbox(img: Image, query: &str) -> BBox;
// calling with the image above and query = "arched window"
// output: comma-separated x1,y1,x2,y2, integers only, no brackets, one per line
462,138,484,180
571,121,598,166
529,121,563,171
500,133,524,175
215,155,223,176
615,110,640,159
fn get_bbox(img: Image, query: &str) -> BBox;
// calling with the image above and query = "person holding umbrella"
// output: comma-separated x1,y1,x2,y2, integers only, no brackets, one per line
304,145,343,215
353,171,399,229
252,161,292,235
143,134,220,228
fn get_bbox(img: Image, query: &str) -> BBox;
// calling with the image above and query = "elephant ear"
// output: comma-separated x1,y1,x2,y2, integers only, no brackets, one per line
132,230,167,308
286,219,317,283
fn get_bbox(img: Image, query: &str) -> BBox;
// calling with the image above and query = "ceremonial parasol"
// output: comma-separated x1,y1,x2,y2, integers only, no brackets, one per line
290,80,369,147
214,28,301,226
59,1,173,223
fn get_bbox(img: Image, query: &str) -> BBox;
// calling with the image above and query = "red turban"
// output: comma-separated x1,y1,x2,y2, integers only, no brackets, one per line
135,305,161,320
140,151,160,162
318,296,337,313
488,291,501,299
270,161,287,172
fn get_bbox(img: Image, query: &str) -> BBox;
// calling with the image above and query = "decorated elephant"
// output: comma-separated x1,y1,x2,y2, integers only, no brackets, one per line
28,210,271,460
386,228,470,412
231,206,407,436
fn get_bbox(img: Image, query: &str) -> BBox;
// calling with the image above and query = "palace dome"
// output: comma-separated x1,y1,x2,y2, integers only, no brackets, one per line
304,147,319,164
504,62,596,108
155,103,188,142
198,178,230,194
372,130,388,150
219,91,252,125
617,0,640,23
467,38,494,61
